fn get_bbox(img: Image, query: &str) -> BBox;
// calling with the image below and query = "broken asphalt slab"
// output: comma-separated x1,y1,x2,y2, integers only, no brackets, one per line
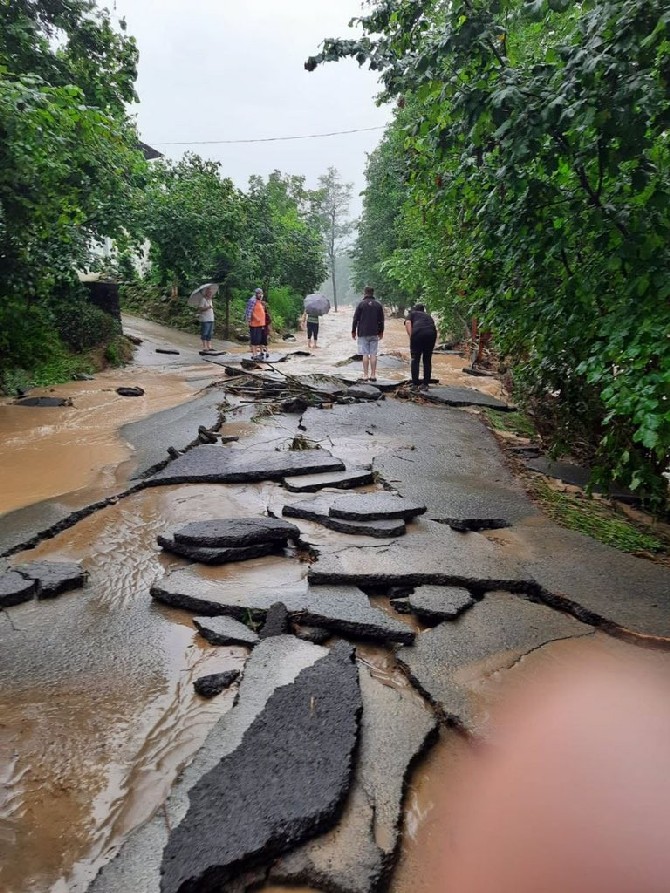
159,516,301,564
423,386,513,411
271,666,438,893
329,493,427,521
282,466,374,493
282,497,407,538
88,636,330,893
160,642,361,893
432,516,510,532
157,536,285,565
0,570,38,607
146,444,345,486
525,457,639,504
397,592,592,733
151,570,416,644
259,602,291,639
407,585,475,621
193,616,259,647
193,669,240,698
121,389,224,479
510,522,670,640
173,517,301,547
14,396,72,407
298,400,536,524
346,384,383,400
12,560,86,598
308,528,532,593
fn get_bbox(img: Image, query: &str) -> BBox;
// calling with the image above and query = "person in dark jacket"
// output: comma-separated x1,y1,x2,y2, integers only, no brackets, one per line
405,303,437,389
351,286,384,382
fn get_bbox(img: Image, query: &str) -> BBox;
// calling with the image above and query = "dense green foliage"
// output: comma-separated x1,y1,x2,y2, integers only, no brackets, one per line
244,172,327,299
137,164,326,337
352,123,415,314
0,3,331,388
143,154,243,293
0,0,147,386
310,0,670,505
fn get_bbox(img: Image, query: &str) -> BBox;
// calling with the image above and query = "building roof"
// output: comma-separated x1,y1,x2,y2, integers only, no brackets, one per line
139,141,163,161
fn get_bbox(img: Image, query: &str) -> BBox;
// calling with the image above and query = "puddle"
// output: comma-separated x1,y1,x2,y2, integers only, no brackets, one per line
0,371,208,516
392,727,474,893
356,642,418,695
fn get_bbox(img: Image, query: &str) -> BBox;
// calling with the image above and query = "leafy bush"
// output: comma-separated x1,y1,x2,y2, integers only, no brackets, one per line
54,300,121,352
0,297,62,373
104,335,134,367
266,286,303,331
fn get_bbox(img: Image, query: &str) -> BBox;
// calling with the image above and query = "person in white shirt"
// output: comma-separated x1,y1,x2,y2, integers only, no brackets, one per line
198,286,215,351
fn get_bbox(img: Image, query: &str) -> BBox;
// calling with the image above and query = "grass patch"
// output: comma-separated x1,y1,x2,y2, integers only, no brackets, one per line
2,352,94,393
103,335,135,367
483,408,536,438
531,479,666,555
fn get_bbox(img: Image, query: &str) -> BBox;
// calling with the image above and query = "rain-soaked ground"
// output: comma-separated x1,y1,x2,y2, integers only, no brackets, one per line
3,309,668,893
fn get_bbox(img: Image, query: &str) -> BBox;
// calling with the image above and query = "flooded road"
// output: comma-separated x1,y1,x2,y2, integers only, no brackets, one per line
0,483,294,892
0,307,512,893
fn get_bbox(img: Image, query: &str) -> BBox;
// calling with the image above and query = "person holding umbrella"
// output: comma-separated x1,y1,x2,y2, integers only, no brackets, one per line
301,308,320,348
188,283,218,352
302,293,330,349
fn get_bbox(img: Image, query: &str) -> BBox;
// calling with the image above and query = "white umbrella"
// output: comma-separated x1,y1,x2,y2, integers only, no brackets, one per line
303,293,330,316
187,282,219,308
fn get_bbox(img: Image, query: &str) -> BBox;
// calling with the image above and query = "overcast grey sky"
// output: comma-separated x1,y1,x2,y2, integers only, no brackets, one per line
112,0,392,217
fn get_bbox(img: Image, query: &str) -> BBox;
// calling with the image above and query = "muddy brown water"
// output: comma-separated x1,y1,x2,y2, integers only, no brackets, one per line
0,482,301,893
0,311,513,893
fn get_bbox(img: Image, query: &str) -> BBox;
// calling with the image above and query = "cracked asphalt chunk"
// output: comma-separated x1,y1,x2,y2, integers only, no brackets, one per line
152,570,415,644
271,666,437,893
397,592,592,734
161,643,361,893
147,445,345,485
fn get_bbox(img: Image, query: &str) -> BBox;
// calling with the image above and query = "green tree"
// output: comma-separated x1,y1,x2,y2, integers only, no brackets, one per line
143,153,243,295
314,167,355,311
308,0,670,505
353,121,416,314
0,0,148,376
244,171,326,297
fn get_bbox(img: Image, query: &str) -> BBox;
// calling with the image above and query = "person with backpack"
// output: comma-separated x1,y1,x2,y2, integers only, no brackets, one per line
405,303,437,389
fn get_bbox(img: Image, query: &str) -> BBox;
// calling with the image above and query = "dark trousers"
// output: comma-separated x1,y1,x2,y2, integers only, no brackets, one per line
307,321,319,341
410,331,436,385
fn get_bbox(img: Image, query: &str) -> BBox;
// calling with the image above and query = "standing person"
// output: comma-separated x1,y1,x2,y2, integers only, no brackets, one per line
198,285,215,352
351,286,384,382
260,298,272,359
302,308,320,349
245,288,266,359
405,303,437,389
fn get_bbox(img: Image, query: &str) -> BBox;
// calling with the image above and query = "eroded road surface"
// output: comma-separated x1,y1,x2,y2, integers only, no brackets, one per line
1,310,669,893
